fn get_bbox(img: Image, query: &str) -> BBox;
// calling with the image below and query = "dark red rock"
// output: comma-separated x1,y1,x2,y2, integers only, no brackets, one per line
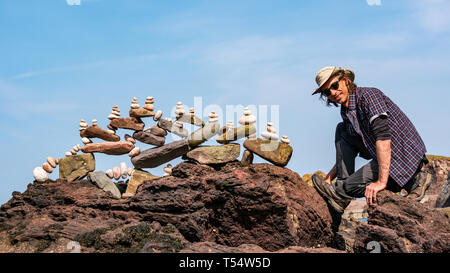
0,161,334,253
133,131,165,147
353,191,450,253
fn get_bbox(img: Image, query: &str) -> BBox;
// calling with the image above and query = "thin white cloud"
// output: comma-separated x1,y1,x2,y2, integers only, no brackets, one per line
412,0,450,32
11,54,158,80
66,0,81,6
367,0,382,6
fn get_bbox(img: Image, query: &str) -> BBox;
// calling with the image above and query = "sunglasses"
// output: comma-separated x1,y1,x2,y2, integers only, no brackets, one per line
321,77,343,97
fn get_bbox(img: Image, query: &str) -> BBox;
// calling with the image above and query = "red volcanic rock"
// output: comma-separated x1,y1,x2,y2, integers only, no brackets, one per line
353,191,450,253
0,161,334,253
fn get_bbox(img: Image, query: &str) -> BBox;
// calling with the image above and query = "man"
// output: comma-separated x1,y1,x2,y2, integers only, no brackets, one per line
311,66,431,213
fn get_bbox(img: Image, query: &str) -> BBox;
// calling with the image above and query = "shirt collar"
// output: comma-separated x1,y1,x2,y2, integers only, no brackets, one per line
341,88,357,112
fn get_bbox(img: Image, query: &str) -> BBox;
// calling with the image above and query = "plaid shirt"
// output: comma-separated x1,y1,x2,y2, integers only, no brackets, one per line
340,87,426,187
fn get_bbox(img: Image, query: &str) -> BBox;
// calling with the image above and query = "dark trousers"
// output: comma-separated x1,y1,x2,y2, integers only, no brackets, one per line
333,122,422,199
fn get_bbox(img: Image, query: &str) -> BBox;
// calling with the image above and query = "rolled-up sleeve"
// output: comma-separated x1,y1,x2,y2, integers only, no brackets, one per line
361,88,389,124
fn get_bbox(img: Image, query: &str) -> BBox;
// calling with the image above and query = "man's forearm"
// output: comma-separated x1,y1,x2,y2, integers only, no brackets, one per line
376,139,391,184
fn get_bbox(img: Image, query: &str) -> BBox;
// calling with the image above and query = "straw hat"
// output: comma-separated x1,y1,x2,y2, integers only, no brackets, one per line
312,66,355,95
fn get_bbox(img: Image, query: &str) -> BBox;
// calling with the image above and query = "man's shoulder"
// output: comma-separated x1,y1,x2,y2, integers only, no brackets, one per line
357,87,384,96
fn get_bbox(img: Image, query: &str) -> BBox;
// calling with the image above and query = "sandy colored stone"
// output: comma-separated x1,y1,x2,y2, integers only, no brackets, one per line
243,138,293,167
216,125,256,144
59,153,95,182
125,169,159,195
81,141,135,155
42,162,53,173
150,125,167,137
188,122,221,148
176,113,205,127
241,149,254,166
185,144,241,164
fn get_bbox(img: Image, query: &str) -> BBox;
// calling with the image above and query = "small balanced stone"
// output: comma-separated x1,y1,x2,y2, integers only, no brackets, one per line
108,105,121,120
281,135,290,144
113,166,121,180
106,169,114,179
261,122,279,141
128,146,141,157
153,110,163,121
188,112,221,148
42,162,53,173
120,162,128,179
82,137,92,145
47,156,57,168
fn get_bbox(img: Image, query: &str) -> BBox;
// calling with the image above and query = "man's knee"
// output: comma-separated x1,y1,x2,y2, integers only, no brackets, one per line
343,179,366,198
335,122,345,142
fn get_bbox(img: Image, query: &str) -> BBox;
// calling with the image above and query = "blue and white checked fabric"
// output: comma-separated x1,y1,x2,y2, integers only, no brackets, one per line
340,87,426,187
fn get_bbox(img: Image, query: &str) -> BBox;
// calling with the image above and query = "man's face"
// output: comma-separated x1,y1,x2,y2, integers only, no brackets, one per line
321,75,350,107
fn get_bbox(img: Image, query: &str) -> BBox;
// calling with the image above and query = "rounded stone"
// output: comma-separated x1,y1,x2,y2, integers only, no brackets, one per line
33,167,49,182
42,162,53,173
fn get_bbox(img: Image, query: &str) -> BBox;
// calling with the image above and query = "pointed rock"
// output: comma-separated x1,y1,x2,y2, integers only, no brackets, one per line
131,139,190,169
80,125,120,142
125,169,159,196
188,119,221,148
80,141,135,155
243,138,293,167
87,171,121,199
241,149,254,166
185,144,241,164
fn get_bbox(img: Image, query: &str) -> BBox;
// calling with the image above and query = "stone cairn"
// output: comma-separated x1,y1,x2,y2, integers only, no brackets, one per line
32,99,294,198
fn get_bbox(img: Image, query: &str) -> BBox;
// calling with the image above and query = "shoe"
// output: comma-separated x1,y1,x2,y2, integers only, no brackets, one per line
312,174,351,213
407,171,433,201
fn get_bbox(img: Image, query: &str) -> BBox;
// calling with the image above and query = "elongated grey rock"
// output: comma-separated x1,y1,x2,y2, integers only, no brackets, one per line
131,139,190,168
87,171,121,199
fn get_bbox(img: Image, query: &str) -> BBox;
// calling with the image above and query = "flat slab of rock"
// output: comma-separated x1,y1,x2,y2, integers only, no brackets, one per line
59,153,95,182
133,131,165,147
87,171,121,199
185,144,241,164
243,138,293,167
125,169,159,195
80,125,120,142
216,125,256,144
131,139,190,168
81,141,135,155
129,108,154,118
109,117,145,131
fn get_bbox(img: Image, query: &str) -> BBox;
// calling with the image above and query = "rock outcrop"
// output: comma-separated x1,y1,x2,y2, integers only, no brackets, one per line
0,162,333,253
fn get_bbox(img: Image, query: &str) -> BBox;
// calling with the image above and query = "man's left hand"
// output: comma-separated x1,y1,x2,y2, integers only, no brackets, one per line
365,181,387,206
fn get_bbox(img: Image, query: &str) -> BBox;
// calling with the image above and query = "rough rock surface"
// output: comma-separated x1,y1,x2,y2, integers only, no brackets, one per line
353,191,450,253
59,153,95,182
125,169,159,196
80,126,120,142
0,161,333,253
109,117,145,131
81,141,135,155
185,144,241,164
133,131,165,147
87,171,121,199
244,138,293,167
131,140,190,169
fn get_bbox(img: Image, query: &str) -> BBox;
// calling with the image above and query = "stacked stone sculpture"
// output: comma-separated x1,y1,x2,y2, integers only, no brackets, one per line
32,97,294,198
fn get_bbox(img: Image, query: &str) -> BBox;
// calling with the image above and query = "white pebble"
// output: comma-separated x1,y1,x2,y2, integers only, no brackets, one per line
33,167,49,182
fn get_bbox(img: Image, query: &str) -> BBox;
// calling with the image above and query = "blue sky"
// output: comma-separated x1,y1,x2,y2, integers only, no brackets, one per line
1,0,450,204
